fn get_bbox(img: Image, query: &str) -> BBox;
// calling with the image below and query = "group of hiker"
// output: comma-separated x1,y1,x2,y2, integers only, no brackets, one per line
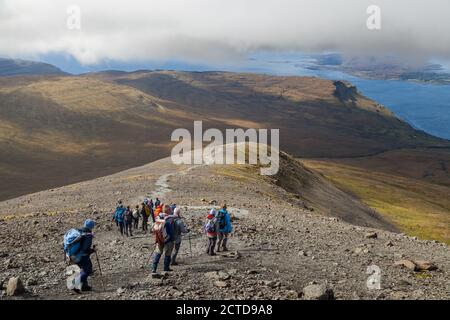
111,198,161,237
204,205,233,256
63,198,233,293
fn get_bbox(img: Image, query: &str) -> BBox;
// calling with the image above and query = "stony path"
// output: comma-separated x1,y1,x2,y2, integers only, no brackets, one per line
0,158,449,300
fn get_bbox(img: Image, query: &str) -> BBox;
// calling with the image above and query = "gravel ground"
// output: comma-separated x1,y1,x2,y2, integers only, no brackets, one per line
0,157,449,300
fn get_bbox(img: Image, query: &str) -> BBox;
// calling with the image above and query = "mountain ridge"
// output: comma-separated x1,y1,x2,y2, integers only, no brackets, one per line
1,69,449,202
0,58,67,76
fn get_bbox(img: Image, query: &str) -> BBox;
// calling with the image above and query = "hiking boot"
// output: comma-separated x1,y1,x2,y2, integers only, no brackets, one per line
73,288,81,294
81,283,92,292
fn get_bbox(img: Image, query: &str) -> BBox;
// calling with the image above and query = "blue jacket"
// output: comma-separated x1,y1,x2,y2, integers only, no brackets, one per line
114,206,126,223
217,209,232,233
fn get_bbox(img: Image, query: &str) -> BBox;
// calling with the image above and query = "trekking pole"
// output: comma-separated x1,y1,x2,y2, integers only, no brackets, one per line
188,233,193,258
94,250,106,292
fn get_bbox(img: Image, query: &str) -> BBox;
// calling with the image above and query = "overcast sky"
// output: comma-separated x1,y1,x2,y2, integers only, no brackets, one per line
1,0,449,66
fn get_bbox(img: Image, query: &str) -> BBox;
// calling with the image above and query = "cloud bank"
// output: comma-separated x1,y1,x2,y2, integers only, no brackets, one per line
0,0,449,65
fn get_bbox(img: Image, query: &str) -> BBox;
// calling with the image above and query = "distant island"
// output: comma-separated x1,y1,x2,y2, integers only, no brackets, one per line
308,53,450,85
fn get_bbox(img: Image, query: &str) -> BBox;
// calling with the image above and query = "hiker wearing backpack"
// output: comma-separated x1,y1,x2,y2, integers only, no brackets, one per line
149,199,154,209
124,206,133,237
63,219,96,292
144,202,155,224
171,207,189,265
140,203,148,232
151,205,176,274
149,203,155,223
204,209,218,256
216,204,232,252
155,198,161,208
154,204,162,219
113,200,123,227
113,203,126,236
132,205,140,229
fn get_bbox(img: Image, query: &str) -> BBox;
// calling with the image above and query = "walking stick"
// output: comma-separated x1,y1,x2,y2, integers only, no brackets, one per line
188,233,193,257
94,250,106,292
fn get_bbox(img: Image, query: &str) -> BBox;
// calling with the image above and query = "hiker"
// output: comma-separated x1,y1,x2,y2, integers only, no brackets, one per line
151,204,176,274
149,203,155,223
171,207,189,265
155,198,161,208
63,219,96,292
140,203,148,232
132,205,140,229
149,199,154,209
170,204,177,214
204,209,218,256
77,220,96,292
216,204,232,252
113,200,123,227
146,202,155,223
154,204,162,220
124,206,133,237
113,203,126,236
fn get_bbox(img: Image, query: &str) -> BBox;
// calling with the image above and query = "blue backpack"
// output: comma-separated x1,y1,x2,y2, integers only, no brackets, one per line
216,210,227,230
63,229,85,264
164,217,175,243
115,207,125,223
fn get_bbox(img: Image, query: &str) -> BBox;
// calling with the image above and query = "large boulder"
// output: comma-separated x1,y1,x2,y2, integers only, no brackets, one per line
394,259,438,272
6,277,25,296
303,284,334,300
394,259,417,271
414,260,438,271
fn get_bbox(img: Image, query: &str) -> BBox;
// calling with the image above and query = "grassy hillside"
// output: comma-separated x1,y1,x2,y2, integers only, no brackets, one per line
103,71,449,157
1,71,449,204
211,148,397,231
303,149,450,244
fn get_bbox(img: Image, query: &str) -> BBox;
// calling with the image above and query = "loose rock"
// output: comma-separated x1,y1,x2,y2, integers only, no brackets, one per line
394,259,417,271
303,284,334,300
6,277,25,296
365,232,378,239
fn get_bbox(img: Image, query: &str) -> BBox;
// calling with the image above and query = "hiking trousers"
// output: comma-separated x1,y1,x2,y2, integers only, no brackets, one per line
154,241,175,257
77,256,93,285
125,222,133,237
118,222,124,235
152,242,175,272
217,232,229,251
207,237,217,255
172,241,182,264
142,217,148,231
133,218,139,229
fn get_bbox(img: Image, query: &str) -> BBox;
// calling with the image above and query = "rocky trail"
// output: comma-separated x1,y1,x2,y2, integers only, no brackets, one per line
0,156,449,300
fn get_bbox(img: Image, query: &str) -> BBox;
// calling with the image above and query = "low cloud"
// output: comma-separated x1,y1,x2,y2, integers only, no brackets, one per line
0,0,449,65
